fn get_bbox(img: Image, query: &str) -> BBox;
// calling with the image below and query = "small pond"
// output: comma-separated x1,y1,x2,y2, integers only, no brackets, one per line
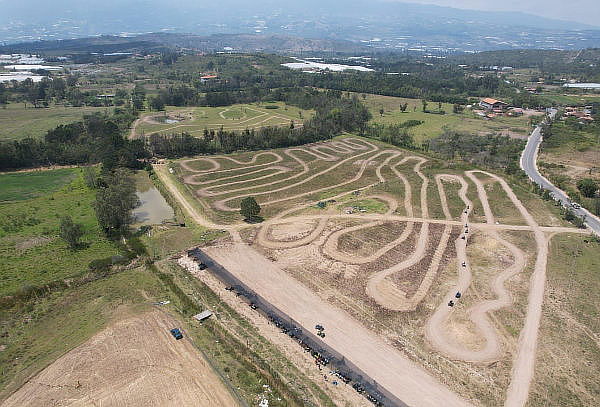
132,177,175,226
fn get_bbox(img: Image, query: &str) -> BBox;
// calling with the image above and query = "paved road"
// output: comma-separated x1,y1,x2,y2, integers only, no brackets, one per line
520,109,600,235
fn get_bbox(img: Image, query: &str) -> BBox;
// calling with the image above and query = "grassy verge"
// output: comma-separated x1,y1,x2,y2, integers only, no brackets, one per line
153,261,335,407
527,234,600,407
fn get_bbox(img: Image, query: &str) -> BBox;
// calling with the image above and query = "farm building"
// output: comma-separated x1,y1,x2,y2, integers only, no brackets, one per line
193,310,213,322
479,98,508,111
200,74,218,83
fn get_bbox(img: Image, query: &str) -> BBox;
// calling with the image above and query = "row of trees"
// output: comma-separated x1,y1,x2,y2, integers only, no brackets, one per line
1,76,148,109
0,108,146,171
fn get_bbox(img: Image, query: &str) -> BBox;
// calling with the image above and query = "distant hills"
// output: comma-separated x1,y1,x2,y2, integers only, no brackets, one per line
0,33,368,54
1,0,600,51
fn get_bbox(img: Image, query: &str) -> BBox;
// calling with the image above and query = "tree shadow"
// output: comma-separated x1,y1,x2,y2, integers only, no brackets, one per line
243,216,264,224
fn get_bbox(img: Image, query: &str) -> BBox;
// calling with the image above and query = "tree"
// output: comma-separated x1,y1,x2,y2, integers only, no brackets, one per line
422,99,428,112
131,84,146,111
453,104,464,114
240,197,261,221
379,107,384,117
149,96,165,111
400,103,408,112
59,216,84,249
95,168,139,235
577,178,598,198
83,166,99,189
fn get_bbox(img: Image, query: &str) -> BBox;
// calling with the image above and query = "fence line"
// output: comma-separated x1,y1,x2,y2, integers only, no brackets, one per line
188,248,408,407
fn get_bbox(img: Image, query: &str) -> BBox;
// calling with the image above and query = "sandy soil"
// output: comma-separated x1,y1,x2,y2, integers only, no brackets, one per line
155,136,591,407
2,311,240,407
203,242,472,407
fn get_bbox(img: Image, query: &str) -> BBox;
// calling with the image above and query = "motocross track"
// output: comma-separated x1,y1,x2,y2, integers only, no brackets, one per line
130,105,302,139
156,137,589,407
2,311,240,407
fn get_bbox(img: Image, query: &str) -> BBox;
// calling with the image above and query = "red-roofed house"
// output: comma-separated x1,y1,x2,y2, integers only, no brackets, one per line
479,98,508,111
200,74,218,83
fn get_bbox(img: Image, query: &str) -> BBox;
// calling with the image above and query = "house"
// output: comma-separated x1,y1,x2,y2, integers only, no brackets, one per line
479,98,509,111
200,74,218,83
507,107,524,116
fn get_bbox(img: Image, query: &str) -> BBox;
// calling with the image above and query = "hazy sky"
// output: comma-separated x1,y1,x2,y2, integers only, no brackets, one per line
398,0,599,27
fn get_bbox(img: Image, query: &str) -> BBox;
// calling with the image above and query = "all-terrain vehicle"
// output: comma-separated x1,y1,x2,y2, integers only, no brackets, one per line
455,292,462,299
170,328,183,340
448,300,455,307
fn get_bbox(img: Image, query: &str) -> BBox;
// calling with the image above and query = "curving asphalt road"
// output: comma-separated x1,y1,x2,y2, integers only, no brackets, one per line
520,109,600,235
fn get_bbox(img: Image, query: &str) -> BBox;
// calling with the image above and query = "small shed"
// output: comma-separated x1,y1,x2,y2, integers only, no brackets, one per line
193,310,213,322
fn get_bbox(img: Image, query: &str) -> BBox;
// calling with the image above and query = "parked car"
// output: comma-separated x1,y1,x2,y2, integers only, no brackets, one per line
170,328,183,340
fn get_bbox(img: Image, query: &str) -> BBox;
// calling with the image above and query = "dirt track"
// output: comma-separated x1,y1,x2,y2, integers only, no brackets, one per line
156,136,590,407
203,242,472,407
2,311,239,407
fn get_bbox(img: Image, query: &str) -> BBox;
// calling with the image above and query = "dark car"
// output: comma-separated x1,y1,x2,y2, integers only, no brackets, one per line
199,263,207,270
170,328,183,340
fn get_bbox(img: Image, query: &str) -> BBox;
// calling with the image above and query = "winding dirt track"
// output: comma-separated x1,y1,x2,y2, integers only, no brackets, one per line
156,137,589,407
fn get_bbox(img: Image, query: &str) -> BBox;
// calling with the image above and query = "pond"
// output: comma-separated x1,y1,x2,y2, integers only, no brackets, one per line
132,174,175,226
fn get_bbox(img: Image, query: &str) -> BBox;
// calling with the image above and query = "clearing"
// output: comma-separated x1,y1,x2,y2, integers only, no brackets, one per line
2,310,240,407
0,169,122,297
0,103,107,141
361,93,535,143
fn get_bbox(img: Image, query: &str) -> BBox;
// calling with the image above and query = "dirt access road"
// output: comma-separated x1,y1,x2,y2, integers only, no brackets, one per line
203,242,472,407
2,310,240,407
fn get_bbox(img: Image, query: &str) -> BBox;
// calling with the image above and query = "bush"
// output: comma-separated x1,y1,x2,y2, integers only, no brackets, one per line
577,178,598,198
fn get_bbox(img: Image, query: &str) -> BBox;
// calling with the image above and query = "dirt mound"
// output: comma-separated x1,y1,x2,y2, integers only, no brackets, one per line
2,311,239,407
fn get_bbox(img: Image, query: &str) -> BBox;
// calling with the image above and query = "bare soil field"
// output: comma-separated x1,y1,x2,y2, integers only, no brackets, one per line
156,136,590,407
2,311,239,407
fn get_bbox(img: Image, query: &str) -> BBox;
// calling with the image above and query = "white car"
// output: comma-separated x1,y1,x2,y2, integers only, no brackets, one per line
572,203,581,209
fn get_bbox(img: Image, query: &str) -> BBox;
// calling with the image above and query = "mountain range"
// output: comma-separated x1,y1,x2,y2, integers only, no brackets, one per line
1,0,599,50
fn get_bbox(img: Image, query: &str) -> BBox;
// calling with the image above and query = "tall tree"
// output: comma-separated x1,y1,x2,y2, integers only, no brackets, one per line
240,197,261,221
577,178,598,198
94,168,139,235
59,215,84,249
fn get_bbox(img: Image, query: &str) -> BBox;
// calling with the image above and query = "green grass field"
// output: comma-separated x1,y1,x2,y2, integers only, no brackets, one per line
136,102,312,136
528,234,600,407
0,169,122,297
361,94,532,143
0,103,109,141
0,168,78,202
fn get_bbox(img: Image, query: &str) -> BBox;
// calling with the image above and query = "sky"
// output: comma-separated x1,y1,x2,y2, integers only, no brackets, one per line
398,0,600,27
